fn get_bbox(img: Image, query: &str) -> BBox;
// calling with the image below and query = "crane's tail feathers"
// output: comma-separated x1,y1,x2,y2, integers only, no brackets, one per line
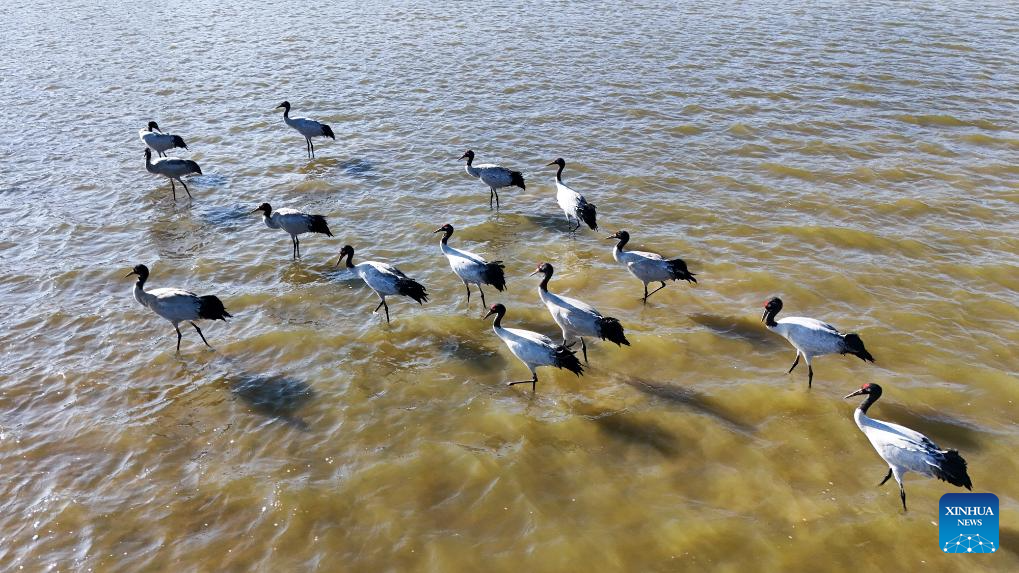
396,277,428,304
510,170,526,190
597,316,629,346
321,124,336,139
308,215,333,236
553,345,584,376
577,202,598,230
935,449,973,490
843,333,875,362
198,296,232,321
171,135,189,150
668,258,697,283
483,261,507,291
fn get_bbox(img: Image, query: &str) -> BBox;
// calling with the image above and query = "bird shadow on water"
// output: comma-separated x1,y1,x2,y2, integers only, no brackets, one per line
574,403,680,457
998,528,1019,558
615,375,756,437
517,213,572,234
339,157,375,178
220,372,315,430
689,313,785,350
199,204,256,230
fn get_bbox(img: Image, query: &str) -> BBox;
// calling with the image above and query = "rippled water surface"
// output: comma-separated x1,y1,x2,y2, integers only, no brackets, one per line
2,1,1019,571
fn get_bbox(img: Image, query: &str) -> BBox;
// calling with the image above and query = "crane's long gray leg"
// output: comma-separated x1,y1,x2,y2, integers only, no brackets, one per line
170,179,177,201
291,236,297,259
492,187,500,209
295,236,301,258
899,482,907,511
310,139,315,158
382,300,390,323
645,282,668,300
581,337,588,364
479,287,487,308
508,372,538,392
180,179,192,199
788,353,801,374
489,188,495,209
808,364,814,389
174,324,183,352
463,281,471,305
642,283,649,304
191,322,212,349
879,468,893,486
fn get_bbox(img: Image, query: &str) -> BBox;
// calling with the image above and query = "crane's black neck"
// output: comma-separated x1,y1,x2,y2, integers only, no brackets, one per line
858,392,881,415
343,251,355,268
763,308,779,327
614,234,629,251
538,269,552,291
555,163,564,182
440,230,452,245
135,275,147,289
465,155,474,167
491,310,504,328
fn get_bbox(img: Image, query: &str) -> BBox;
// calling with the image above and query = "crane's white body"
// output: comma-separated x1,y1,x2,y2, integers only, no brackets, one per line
612,245,673,284
555,179,591,228
134,284,204,326
440,241,490,287
285,114,328,139
466,163,515,189
492,324,560,376
854,409,946,482
262,208,320,238
351,261,406,298
145,155,200,184
139,129,181,156
539,288,602,344
767,317,845,365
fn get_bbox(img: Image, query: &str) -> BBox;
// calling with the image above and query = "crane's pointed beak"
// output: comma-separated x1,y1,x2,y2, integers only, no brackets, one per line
125,271,137,278
546,161,557,166
604,235,617,240
761,309,769,323
251,208,262,213
334,256,342,267
432,228,444,234
483,309,495,319
528,269,541,277
844,389,866,399
458,153,469,160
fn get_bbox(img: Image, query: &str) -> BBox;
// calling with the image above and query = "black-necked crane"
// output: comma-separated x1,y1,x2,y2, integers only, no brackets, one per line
276,101,335,158
433,223,505,309
844,383,972,511
530,262,628,363
762,297,875,388
126,264,231,352
144,148,202,200
253,202,333,259
459,149,525,208
484,303,583,392
548,158,597,232
335,245,427,323
139,121,189,157
606,230,697,303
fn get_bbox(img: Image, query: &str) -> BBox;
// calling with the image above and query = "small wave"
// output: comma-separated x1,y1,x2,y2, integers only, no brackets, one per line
892,114,1003,130
761,162,817,181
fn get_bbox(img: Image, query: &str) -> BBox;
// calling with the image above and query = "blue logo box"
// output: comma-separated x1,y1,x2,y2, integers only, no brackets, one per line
940,493,998,554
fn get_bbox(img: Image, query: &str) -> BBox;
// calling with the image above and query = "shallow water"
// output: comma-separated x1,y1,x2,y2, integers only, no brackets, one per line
2,1,1018,571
